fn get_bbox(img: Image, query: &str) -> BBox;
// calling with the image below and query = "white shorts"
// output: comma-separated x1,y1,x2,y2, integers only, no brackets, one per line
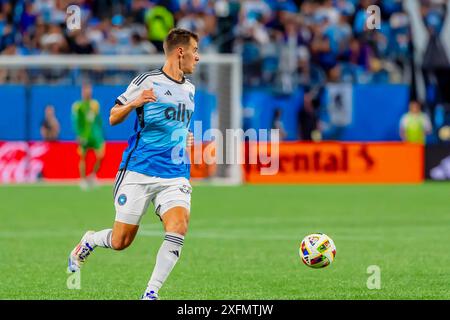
113,170,192,225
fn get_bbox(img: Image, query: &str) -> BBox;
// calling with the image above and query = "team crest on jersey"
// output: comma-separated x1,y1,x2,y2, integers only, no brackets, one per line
118,194,127,206
179,185,192,195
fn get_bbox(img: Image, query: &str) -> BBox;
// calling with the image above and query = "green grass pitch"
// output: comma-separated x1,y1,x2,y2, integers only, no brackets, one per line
0,183,449,300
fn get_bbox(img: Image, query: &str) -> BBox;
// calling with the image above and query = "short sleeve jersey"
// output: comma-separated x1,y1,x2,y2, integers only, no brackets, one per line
116,68,195,179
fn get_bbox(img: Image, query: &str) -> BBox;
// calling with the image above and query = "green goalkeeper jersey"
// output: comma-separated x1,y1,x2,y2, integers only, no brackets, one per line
400,112,432,144
72,99,104,148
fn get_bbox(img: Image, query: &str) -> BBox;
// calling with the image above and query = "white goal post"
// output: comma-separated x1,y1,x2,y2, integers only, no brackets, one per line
0,54,243,185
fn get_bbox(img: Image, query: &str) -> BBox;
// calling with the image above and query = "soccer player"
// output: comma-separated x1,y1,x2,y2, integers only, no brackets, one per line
72,83,105,189
399,100,432,144
68,28,199,300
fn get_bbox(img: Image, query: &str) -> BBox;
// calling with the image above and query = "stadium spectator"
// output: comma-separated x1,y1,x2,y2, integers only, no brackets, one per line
144,2,175,52
0,43,28,83
0,21,15,53
67,31,96,54
40,24,68,54
298,90,320,141
20,1,38,34
277,17,301,93
271,108,287,140
128,32,157,54
420,0,450,129
40,104,60,141
212,0,240,53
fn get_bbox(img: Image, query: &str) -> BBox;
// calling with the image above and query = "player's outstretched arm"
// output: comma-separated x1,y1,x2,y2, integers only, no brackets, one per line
109,89,156,126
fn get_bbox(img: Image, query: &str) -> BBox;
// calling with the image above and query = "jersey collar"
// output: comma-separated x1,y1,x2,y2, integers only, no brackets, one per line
160,68,185,84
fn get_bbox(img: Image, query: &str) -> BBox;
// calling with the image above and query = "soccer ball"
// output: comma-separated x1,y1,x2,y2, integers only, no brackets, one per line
299,233,336,268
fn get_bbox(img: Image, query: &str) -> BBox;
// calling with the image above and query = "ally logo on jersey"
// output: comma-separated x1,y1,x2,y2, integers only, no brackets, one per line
164,103,193,128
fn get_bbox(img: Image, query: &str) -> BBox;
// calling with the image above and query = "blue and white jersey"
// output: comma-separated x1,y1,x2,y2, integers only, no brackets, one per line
115,68,195,179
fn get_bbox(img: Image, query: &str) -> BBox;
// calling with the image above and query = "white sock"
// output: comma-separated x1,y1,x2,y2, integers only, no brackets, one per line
146,232,184,293
87,229,113,249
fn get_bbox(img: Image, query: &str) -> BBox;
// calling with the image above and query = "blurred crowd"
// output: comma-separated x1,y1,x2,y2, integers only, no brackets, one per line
0,0,448,87
1,0,449,144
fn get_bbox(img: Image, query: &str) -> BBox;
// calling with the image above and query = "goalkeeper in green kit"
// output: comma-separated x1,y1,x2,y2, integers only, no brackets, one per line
72,83,105,189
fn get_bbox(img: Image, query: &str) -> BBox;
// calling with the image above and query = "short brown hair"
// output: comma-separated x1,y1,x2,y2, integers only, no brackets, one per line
163,28,199,53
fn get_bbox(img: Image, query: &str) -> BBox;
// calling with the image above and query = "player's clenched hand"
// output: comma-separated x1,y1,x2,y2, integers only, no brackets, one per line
186,131,194,148
133,89,156,108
